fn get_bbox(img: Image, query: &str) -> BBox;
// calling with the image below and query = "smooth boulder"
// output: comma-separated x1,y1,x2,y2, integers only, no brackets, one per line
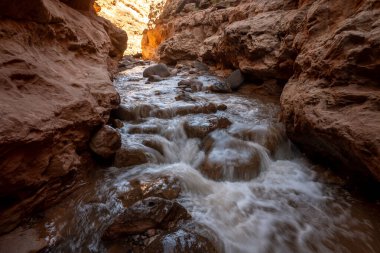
89,126,121,158
226,69,244,90
143,64,171,78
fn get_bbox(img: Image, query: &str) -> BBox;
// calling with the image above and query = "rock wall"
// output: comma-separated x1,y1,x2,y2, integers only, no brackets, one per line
95,0,166,55
142,0,380,180
0,0,127,233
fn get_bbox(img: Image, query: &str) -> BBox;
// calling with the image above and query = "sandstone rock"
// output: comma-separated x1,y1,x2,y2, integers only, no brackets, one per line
280,0,380,180
114,146,154,168
226,69,244,90
0,227,48,253
210,81,232,93
103,197,190,240
0,0,126,232
148,75,164,82
201,131,262,181
90,125,121,158
217,104,228,111
117,175,181,208
114,104,156,121
184,115,232,139
145,228,218,253
95,0,165,55
178,79,203,92
143,64,171,78
175,91,196,102
151,102,218,119
142,0,380,181
111,119,124,129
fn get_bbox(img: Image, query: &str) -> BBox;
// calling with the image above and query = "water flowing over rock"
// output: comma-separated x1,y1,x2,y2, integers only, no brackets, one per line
142,0,380,181
103,197,191,239
0,0,127,233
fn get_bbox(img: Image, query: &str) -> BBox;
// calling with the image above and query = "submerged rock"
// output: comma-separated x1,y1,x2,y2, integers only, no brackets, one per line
178,79,203,92
145,228,218,253
90,126,121,158
184,115,232,139
103,197,190,240
201,132,262,181
143,64,171,78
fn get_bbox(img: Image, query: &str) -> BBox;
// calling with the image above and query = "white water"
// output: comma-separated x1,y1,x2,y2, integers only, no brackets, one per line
44,64,379,253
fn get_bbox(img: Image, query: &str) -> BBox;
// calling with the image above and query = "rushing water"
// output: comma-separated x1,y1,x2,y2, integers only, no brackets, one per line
43,63,380,253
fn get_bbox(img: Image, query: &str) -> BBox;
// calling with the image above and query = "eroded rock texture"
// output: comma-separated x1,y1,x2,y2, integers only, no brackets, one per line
95,0,165,55
142,0,380,180
0,0,127,233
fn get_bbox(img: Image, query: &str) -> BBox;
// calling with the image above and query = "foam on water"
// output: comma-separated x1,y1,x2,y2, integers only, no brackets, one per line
43,64,379,253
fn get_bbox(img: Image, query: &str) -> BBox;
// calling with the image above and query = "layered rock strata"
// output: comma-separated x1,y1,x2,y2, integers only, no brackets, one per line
95,0,165,55
0,0,127,233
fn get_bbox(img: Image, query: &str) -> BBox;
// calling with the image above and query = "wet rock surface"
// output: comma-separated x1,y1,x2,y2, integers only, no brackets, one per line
142,0,380,180
20,61,380,253
90,126,122,158
143,63,171,78
184,115,232,139
103,197,190,240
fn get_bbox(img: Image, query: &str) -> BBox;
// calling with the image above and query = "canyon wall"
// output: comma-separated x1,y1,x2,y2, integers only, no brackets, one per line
95,0,165,55
142,0,380,180
0,0,127,233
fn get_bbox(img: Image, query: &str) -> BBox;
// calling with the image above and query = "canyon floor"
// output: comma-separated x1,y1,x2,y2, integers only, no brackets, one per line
1,59,379,253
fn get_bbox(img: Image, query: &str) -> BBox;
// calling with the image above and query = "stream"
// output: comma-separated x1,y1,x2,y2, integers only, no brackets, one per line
43,62,380,253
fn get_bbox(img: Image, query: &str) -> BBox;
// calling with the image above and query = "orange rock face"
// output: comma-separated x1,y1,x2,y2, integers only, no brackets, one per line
0,0,127,233
142,0,380,180
95,0,166,55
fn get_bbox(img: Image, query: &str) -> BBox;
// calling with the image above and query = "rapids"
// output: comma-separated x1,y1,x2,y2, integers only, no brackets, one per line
43,63,380,253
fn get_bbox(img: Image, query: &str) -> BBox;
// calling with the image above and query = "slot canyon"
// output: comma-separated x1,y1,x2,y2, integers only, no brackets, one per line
0,0,379,252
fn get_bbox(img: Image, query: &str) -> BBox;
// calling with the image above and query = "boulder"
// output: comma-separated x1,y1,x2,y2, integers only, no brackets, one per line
201,132,262,181
113,104,155,121
143,64,171,78
178,79,203,92
226,69,244,90
117,175,181,208
147,75,164,82
210,81,232,93
103,197,190,240
184,115,232,139
89,126,121,158
145,228,218,253
114,146,155,168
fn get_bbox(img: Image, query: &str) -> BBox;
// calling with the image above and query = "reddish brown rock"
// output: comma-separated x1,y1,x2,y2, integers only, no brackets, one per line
145,228,218,253
184,115,232,139
201,132,262,181
0,0,127,232
143,0,380,181
90,126,121,158
103,197,190,240
281,0,380,180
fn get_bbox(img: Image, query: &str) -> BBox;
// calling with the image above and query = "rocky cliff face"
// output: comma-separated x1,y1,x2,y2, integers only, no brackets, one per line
142,0,380,180
0,0,127,233
95,0,165,55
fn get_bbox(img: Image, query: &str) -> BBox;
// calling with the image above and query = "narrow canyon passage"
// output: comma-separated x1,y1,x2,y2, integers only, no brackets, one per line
41,62,380,253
